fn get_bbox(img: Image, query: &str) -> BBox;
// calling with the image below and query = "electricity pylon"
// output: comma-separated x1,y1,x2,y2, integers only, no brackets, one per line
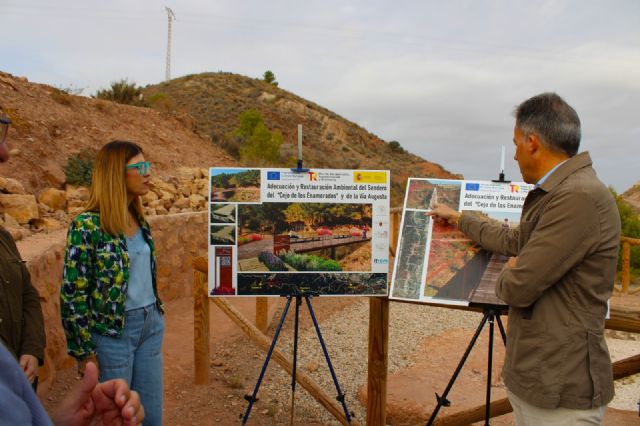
165,7,176,81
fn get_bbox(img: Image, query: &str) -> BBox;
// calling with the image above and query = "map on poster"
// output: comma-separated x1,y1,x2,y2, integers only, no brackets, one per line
208,167,390,297
389,178,533,306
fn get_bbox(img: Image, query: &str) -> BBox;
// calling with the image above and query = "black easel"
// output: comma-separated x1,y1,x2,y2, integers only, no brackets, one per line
242,135,351,424
241,286,352,425
425,304,507,426
427,161,513,426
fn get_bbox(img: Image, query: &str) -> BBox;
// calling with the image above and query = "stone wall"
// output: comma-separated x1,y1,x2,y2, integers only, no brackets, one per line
21,211,208,392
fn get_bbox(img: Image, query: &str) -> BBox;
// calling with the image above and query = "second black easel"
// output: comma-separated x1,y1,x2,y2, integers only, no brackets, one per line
426,148,512,426
425,304,507,426
241,125,352,425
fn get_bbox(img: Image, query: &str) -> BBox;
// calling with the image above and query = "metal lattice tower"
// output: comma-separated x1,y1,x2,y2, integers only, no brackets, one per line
165,7,176,81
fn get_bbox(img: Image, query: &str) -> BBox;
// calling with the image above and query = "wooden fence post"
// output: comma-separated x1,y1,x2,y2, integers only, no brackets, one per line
193,257,210,385
367,297,389,426
256,297,269,333
622,241,631,294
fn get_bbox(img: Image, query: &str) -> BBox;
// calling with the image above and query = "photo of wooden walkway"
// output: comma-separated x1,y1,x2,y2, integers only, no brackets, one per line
238,233,371,271
240,235,370,257
469,252,509,306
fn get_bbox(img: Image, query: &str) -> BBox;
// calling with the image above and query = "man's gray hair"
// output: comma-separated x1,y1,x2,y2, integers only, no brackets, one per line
514,93,581,157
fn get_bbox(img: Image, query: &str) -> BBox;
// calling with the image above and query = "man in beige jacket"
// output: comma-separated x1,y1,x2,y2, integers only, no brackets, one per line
430,93,620,424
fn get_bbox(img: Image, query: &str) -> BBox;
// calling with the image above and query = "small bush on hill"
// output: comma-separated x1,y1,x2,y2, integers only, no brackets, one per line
263,70,278,87
225,109,283,165
64,148,96,187
388,140,405,153
146,92,174,112
94,79,147,106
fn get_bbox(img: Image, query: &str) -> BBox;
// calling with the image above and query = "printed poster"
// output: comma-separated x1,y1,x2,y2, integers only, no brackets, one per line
208,168,390,296
389,178,533,306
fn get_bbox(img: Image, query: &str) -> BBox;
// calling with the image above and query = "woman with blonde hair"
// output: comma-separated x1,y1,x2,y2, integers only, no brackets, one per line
61,140,163,426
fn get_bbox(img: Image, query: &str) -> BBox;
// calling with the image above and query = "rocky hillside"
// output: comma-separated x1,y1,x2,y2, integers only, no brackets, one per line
0,69,460,240
622,182,640,214
143,72,460,204
0,71,237,239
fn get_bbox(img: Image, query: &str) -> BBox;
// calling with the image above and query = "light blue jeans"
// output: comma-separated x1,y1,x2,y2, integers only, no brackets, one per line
92,303,164,426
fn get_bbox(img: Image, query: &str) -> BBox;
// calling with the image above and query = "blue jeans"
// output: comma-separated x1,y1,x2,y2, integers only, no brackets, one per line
92,303,164,426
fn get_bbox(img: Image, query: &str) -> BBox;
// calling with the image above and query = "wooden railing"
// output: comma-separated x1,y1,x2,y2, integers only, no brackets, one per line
192,209,640,425
616,236,640,295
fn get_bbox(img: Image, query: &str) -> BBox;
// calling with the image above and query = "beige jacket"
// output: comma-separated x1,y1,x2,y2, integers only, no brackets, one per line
459,152,620,409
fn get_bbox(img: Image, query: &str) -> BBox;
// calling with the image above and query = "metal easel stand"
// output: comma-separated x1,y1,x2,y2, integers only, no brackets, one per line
426,305,507,426
241,287,352,425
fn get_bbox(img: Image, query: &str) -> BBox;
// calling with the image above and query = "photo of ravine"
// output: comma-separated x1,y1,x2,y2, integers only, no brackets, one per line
425,210,522,306
210,203,236,224
211,168,261,202
406,179,461,211
210,225,236,245
237,202,373,273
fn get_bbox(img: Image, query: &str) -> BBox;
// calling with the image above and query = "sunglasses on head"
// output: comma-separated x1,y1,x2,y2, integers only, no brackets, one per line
126,161,151,175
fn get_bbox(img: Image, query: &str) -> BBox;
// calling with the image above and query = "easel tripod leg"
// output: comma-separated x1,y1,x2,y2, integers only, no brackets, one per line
305,296,352,424
485,312,495,426
426,312,490,426
496,313,507,345
290,295,302,426
242,296,293,425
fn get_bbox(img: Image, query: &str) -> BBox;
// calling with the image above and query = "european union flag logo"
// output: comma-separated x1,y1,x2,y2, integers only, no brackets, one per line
267,171,280,180
465,183,480,191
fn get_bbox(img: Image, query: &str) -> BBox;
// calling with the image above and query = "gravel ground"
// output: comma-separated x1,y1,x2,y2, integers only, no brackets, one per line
257,299,483,425
253,300,639,425
606,330,640,412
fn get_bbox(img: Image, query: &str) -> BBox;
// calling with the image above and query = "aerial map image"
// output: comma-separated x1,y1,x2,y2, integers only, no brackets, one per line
390,210,431,300
405,178,461,211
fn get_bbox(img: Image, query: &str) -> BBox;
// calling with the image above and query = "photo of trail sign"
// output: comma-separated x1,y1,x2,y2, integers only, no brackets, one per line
390,178,533,306
208,168,390,296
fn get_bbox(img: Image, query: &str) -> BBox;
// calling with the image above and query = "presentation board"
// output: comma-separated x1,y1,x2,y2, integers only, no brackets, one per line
208,167,390,296
389,178,533,306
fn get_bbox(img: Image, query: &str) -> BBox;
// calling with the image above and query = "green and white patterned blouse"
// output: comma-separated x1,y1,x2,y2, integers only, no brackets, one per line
61,211,161,359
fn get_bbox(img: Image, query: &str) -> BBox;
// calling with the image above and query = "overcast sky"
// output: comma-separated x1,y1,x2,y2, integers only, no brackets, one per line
2,1,639,191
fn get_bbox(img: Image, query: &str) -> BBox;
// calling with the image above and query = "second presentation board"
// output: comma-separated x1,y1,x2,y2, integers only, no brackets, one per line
390,178,533,306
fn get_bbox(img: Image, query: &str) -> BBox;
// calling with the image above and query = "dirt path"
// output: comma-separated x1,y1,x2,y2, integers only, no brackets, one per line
40,293,640,425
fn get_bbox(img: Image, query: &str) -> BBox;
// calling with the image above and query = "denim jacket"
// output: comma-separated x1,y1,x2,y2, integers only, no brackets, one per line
61,211,162,359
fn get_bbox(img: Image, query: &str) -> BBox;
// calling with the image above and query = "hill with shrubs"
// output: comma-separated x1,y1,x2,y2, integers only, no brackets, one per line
1,70,459,213
0,71,236,194
141,72,460,205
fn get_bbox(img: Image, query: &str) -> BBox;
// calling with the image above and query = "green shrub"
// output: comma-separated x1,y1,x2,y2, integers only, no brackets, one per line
146,92,173,112
225,109,282,165
64,148,96,187
612,188,640,272
279,251,342,271
93,79,146,106
388,140,405,153
263,70,278,86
